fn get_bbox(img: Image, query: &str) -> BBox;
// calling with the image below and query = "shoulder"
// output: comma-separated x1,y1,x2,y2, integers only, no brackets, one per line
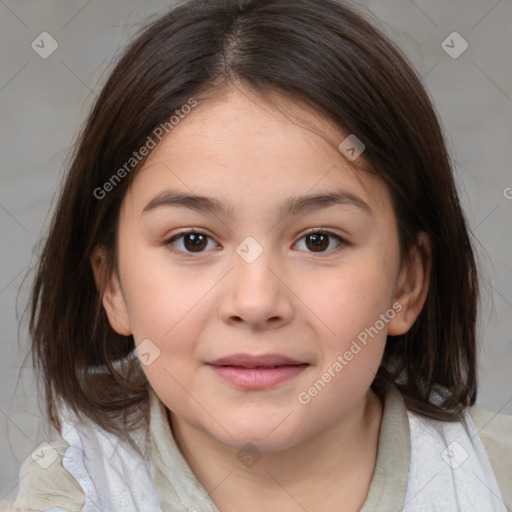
402,401,512,510
468,405,512,468
12,406,158,512
468,405,512,447
467,406,512,501
13,436,85,512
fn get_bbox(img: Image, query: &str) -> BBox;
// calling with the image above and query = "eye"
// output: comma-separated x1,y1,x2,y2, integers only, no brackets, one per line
164,230,218,255
164,228,349,256
293,229,348,253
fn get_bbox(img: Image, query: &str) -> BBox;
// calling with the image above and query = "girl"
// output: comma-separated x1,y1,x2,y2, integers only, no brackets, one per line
12,0,512,511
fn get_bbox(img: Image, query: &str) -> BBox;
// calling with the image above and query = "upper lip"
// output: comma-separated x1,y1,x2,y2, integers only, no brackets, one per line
207,353,307,368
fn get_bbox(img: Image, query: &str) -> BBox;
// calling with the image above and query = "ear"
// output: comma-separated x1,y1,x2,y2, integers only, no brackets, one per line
90,245,132,336
387,231,432,336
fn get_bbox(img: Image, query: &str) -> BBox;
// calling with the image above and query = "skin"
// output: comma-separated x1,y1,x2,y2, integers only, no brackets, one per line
92,85,431,511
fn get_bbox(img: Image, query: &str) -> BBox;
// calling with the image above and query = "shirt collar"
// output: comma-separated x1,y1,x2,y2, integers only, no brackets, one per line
150,383,410,511
360,383,410,511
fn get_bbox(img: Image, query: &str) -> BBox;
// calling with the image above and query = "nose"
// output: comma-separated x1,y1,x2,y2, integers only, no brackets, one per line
218,244,294,330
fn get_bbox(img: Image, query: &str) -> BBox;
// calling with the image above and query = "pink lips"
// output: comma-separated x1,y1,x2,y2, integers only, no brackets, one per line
206,353,309,389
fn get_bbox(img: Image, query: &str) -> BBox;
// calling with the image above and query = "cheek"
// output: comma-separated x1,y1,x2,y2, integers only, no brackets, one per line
300,251,396,345
123,260,209,394
119,244,210,338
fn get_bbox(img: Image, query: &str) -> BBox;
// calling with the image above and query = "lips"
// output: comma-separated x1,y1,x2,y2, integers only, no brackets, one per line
208,353,306,368
206,353,309,389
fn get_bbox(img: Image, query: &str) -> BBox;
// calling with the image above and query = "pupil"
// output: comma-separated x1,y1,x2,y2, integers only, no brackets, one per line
308,233,328,251
185,233,207,251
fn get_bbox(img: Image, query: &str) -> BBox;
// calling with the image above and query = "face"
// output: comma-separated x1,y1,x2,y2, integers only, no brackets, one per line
96,86,429,452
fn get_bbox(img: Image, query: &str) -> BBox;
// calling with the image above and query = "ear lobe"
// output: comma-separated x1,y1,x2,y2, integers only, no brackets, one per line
387,231,432,336
90,245,132,336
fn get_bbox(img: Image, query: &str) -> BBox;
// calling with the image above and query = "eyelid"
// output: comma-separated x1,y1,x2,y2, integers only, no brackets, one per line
300,227,348,241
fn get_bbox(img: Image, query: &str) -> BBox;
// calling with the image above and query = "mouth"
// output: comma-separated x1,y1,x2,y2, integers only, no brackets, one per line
206,353,309,389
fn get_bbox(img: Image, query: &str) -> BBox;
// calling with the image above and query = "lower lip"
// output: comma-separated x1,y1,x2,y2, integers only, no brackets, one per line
207,364,308,389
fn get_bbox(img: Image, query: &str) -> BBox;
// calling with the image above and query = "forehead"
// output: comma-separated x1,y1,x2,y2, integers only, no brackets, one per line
125,86,391,219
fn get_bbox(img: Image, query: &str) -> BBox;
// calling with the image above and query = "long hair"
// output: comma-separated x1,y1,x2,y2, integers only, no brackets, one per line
28,0,479,443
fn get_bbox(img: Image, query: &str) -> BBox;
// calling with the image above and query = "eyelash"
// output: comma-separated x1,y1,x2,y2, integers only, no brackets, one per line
163,228,349,257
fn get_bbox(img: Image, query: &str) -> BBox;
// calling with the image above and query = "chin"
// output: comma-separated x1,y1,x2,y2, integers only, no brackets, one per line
210,422,304,454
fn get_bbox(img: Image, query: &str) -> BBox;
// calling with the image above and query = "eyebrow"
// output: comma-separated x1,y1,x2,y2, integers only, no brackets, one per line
141,188,373,218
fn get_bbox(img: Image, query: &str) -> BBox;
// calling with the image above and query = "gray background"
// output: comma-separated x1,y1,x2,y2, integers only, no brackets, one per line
1,0,511,502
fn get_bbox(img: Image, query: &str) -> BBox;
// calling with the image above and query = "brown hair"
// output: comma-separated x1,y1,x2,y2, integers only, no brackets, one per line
28,0,479,441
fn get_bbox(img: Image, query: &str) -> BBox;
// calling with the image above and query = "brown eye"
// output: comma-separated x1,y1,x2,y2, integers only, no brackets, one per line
164,231,216,254
306,233,329,252
182,233,208,252
295,230,347,253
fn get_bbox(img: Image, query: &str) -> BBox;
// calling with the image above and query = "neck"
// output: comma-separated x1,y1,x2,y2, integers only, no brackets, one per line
168,389,383,512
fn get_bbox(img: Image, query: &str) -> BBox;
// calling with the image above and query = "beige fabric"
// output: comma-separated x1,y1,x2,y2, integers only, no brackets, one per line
150,392,221,511
360,385,410,510
12,438,84,511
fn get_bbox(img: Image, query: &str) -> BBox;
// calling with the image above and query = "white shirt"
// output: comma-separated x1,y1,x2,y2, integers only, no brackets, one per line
12,384,512,511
